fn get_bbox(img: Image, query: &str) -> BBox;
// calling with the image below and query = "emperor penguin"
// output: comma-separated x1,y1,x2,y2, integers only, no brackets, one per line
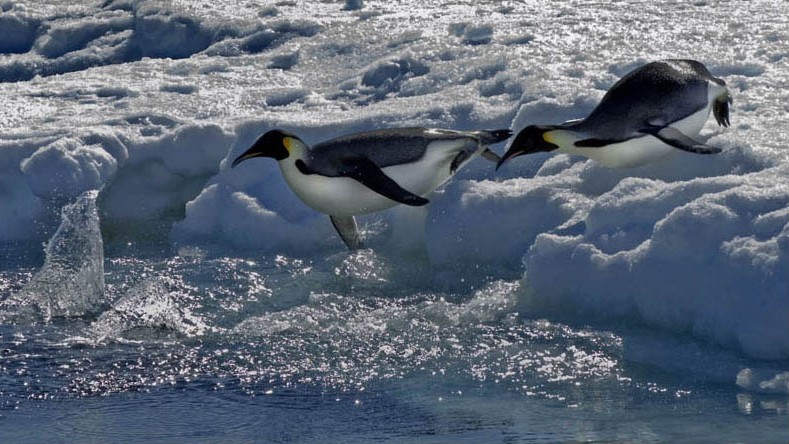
497,59,733,169
232,127,511,250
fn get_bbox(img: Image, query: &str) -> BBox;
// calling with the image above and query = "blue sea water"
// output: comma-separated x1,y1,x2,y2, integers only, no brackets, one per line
1,249,787,443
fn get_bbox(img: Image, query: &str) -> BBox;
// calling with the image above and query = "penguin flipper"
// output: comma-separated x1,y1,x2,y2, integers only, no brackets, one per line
640,126,722,155
340,157,430,206
330,216,364,250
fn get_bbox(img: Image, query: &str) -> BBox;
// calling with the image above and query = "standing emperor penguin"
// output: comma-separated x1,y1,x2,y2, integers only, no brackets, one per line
232,127,511,250
497,59,733,169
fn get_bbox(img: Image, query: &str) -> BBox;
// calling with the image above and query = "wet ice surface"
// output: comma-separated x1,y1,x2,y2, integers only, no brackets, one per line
1,0,789,441
1,247,788,442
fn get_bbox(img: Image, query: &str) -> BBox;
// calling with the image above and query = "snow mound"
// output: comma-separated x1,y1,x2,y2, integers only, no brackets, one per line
516,163,789,359
268,49,300,70
99,121,234,242
359,56,430,101
172,183,332,253
449,23,494,45
21,136,119,201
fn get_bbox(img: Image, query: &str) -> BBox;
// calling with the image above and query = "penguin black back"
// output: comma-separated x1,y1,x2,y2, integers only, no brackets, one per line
306,128,472,175
574,60,722,139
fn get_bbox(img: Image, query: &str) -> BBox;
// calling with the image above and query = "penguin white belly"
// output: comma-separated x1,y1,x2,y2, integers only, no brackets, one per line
571,136,676,168
672,97,712,136
284,173,394,216
280,143,462,216
566,102,713,168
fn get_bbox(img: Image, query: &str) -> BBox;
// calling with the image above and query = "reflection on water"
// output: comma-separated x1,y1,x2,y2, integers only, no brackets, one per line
0,203,786,442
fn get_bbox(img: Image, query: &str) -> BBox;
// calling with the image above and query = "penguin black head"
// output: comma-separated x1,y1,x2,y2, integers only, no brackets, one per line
232,129,302,168
496,125,559,170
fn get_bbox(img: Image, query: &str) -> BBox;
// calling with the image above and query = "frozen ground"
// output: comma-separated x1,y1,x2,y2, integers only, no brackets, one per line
0,0,788,440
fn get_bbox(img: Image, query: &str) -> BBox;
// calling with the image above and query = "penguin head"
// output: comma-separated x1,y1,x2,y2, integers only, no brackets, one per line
232,129,306,168
496,125,559,170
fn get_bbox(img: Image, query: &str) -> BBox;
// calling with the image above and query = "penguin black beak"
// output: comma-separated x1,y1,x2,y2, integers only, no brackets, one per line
231,129,294,168
231,148,263,168
495,125,559,171
495,146,527,171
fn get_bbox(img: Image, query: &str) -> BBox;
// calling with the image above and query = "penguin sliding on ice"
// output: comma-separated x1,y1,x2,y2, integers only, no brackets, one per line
232,127,511,250
497,59,732,169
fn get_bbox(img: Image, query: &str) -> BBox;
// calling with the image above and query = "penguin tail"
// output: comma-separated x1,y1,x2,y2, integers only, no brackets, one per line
476,129,513,145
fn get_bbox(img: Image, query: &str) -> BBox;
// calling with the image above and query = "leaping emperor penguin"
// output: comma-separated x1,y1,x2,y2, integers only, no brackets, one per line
497,59,733,169
232,127,511,250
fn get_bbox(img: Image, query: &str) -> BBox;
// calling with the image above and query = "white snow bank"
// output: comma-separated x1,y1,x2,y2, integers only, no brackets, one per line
358,55,430,101
0,117,233,244
513,162,789,359
172,183,332,252
21,136,119,201
418,85,788,358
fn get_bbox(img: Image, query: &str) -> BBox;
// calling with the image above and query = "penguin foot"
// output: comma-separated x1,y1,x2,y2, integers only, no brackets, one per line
330,216,364,250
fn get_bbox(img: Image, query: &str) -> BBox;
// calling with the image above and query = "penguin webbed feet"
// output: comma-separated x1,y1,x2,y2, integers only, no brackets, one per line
330,216,365,250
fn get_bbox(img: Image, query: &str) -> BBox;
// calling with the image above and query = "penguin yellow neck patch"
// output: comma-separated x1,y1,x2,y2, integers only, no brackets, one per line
543,130,576,147
283,137,295,152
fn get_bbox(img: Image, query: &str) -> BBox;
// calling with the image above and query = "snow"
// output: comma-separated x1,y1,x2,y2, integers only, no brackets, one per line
0,0,787,359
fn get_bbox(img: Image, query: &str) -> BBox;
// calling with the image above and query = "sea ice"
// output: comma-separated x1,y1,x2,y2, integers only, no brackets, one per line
0,0,786,359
